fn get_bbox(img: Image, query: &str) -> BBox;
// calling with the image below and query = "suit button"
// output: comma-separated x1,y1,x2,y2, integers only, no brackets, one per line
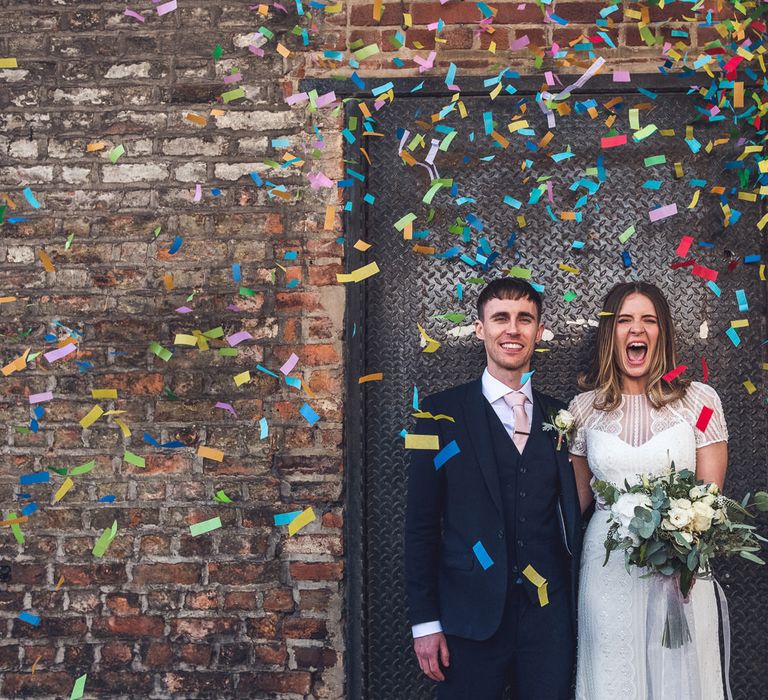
519,467,527,474
518,516,526,523
519,490,526,498
497,530,504,539
517,539,525,548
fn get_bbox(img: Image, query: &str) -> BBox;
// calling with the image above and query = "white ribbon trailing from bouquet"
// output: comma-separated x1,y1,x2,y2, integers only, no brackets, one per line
645,573,733,700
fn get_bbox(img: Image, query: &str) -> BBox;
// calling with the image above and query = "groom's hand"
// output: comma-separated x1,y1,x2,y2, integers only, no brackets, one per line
414,632,450,682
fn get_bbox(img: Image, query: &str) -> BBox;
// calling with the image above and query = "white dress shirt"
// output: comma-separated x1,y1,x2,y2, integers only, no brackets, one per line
412,369,535,638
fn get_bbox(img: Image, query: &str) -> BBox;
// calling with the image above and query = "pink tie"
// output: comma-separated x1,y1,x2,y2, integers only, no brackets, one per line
504,391,530,453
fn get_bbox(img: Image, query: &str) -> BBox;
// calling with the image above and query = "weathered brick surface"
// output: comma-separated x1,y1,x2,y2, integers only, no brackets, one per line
0,0,681,697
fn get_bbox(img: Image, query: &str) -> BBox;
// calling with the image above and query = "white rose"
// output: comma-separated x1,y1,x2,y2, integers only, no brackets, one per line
713,507,727,524
668,507,692,529
699,494,716,507
707,483,720,495
554,410,575,431
690,501,715,532
672,498,693,510
661,518,675,531
612,492,653,533
689,485,708,500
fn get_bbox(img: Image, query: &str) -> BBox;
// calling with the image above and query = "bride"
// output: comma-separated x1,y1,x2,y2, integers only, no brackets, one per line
568,281,726,699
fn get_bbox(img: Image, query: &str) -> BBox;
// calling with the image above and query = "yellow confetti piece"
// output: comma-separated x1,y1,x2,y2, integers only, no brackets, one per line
91,389,117,399
55,576,65,590
743,379,757,395
358,373,383,384
757,212,768,231
353,239,372,251
31,655,41,674
234,371,251,386
0,296,17,304
688,190,700,209
276,43,291,58
79,405,104,429
417,323,440,353
288,506,315,536
508,120,530,133
730,319,749,328
324,205,335,230
372,0,383,21
336,261,380,283
53,477,74,503
411,411,455,422
522,564,549,607
404,434,440,450
114,418,131,438
197,445,224,462
0,58,18,68
174,333,198,346
300,379,316,399
38,249,55,273
558,263,580,275
86,142,106,152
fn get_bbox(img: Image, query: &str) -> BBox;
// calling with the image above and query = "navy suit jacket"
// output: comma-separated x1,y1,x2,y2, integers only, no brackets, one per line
404,378,583,641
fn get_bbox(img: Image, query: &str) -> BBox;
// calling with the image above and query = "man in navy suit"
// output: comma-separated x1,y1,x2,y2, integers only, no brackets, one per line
405,278,582,699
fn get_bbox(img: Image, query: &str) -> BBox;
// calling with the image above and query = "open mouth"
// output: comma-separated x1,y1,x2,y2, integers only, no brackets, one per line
625,341,648,366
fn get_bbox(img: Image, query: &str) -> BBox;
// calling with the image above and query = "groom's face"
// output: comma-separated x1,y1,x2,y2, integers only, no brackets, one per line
475,296,544,379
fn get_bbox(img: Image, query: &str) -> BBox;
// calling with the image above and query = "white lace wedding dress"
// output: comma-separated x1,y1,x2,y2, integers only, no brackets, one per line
569,382,727,700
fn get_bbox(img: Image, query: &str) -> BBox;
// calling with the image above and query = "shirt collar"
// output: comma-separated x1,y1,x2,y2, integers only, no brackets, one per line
481,367,534,404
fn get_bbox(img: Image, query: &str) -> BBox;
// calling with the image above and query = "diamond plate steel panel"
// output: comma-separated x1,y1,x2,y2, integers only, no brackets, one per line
353,89,767,699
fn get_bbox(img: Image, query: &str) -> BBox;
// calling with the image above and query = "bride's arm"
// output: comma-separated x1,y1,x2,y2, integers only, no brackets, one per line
695,442,727,491
570,454,594,514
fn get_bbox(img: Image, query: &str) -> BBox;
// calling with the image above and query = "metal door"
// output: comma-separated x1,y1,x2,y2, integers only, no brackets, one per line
331,77,767,699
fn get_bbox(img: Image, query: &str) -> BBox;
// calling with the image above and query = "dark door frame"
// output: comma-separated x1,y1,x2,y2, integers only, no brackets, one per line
299,73,765,699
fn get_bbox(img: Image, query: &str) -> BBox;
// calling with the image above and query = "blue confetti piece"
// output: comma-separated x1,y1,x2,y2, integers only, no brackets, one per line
249,172,263,186
18,611,40,626
572,241,585,249
363,193,375,205
743,255,760,264
232,263,241,282
167,236,183,255
412,386,419,411
286,279,299,289
433,440,460,470
21,502,37,517
300,403,320,426
285,375,302,389
99,495,116,503
371,81,394,96
520,370,535,386
255,364,279,378
735,289,748,312
19,472,49,486
725,327,741,347
259,417,269,440
622,251,632,268
142,432,185,449
274,511,303,526
211,188,221,196
350,72,366,90
706,281,721,297
271,137,290,148
472,541,494,570
22,187,41,209
284,252,298,260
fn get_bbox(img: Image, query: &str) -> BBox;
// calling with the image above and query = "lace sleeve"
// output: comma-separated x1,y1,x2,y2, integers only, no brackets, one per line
567,393,590,457
689,382,729,448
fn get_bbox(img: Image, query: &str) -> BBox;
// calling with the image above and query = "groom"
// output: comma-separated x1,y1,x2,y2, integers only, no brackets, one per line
405,278,583,699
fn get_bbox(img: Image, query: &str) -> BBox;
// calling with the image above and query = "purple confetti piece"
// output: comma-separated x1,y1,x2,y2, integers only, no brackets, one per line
308,172,334,189
123,8,146,21
223,72,242,84
510,35,530,50
29,392,53,404
280,353,299,375
648,203,678,222
43,343,77,363
286,92,308,105
315,91,337,108
175,306,193,314
215,401,238,417
226,330,253,347
156,0,177,16
193,184,202,202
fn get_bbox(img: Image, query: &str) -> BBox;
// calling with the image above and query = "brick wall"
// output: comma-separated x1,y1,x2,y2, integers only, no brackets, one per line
0,0,728,698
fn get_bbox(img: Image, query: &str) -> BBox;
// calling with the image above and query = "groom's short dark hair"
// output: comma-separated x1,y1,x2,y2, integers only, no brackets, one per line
476,278,543,321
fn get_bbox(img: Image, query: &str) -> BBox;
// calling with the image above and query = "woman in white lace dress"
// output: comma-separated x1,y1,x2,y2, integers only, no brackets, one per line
569,282,726,700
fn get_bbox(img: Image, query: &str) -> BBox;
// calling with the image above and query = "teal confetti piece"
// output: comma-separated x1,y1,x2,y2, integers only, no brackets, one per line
433,440,460,470
22,187,41,209
259,416,268,439
735,289,748,312
725,327,741,347
274,511,302,526
300,403,320,426
472,541,494,570
563,291,577,302
706,281,721,297
520,370,535,386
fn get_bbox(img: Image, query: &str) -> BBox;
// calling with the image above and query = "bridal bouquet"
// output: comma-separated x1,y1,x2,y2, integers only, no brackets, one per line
594,463,768,599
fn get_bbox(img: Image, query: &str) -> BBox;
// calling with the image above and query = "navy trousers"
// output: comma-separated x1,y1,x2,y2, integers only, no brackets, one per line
437,583,574,700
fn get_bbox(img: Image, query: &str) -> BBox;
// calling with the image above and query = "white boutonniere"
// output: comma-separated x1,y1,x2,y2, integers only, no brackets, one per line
542,409,576,451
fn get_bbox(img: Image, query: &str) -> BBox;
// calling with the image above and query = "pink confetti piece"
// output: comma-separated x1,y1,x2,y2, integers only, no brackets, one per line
315,91,337,108
286,92,309,106
215,401,238,417
648,203,678,222
223,72,242,84
226,304,241,312
413,51,436,73
613,70,631,82
175,306,193,314
273,2,288,12
44,344,77,364
193,184,202,202
510,35,530,50
29,391,53,404
226,330,253,347
156,0,177,16
308,172,334,189
123,8,146,21
280,353,299,375
249,45,265,57
544,71,555,86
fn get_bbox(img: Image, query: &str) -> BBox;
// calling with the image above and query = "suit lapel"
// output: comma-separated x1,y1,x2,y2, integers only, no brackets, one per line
461,379,504,516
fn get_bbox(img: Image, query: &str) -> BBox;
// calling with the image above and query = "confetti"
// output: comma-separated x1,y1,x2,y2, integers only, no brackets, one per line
189,517,222,536
472,541,494,570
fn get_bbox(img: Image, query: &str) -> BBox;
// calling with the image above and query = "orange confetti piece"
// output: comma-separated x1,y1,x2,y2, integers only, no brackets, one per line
55,576,65,590
185,113,207,126
0,515,28,527
31,655,41,674
353,239,372,251
358,373,384,384
86,142,106,152
163,273,174,290
324,205,335,231
197,445,224,462
413,245,436,255
373,0,383,21
0,296,17,304
38,249,55,272
276,43,291,58
2,348,30,376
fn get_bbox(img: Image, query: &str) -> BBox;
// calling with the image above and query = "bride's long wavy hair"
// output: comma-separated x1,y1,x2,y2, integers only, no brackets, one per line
578,282,690,411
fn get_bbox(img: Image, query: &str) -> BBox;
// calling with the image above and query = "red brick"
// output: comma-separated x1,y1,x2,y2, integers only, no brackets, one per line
101,641,134,665
282,618,328,639
1,672,74,696
56,563,127,586
293,645,338,670
92,616,165,638
238,671,312,695
350,3,403,25
222,591,258,610
142,641,172,668
208,561,277,585
262,588,295,612
410,2,488,24
176,643,212,665
170,617,240,641
132,563,200,585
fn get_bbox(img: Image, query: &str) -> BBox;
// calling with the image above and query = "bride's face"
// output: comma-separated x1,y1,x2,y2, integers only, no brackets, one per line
613,293,660,383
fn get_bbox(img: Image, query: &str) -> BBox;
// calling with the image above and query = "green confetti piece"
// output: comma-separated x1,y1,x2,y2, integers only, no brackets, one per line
618,225,636,245
69,460,96,476
214,490,233,503
92,520,118,558
70,674,87,700
219,347,238,357
107,144,125,163
434,313,466,324
507,266,532,279
149,341,172,362
258,26,274,40
422,179,453,205
27,352,42,362
65,232,74,250
213,44,223,60
15,426,30,434
222,87,246,103
189,516,222,537
633,124,658,141
203,326,224,339
348,38,364,50
50,467,69,476
239,286,255,297
123,451,145,468
644,155,666,167
162,386,179,401
0,204,6,224
563,291,578,303
352,43,380,61
8,512,24,545
153,226,162,238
